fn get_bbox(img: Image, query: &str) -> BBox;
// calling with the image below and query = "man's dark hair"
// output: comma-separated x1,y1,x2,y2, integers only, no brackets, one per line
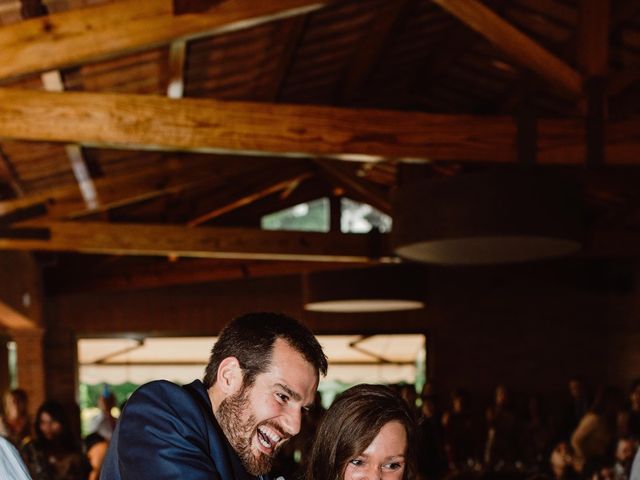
203,312,327,389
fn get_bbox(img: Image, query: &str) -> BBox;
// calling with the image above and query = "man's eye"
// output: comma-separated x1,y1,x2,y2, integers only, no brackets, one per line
276,393,289,403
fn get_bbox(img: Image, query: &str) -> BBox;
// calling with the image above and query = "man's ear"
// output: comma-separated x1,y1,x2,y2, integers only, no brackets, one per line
216,357,243,395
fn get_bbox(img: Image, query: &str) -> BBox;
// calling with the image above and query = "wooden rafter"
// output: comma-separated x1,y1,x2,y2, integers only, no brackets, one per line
0,0,330,82
432,0,582,96
0,87,608,164
187,168,313,226
1,221,393,262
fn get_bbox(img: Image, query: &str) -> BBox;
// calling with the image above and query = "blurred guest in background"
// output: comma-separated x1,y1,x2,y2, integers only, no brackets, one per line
0,388,31,447
22,400,90,480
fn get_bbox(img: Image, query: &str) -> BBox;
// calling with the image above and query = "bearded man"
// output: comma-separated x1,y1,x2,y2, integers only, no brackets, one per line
101,312,327,480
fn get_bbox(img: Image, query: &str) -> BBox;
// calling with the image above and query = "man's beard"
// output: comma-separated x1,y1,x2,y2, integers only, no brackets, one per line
217,387,285,475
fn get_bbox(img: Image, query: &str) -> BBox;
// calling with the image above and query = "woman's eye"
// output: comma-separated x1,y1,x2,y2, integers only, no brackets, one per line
349,459,364,467
383,462,403,471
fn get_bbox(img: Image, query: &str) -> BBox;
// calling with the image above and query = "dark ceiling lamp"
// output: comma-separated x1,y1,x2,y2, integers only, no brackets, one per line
392,170,584,265
303,264,426,313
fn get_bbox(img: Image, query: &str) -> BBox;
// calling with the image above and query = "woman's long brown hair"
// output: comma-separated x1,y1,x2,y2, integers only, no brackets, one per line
304,384,417,480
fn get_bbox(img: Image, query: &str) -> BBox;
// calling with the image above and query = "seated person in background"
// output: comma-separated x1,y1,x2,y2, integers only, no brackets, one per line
87,389,117,442
304,383,417,480
0,435,31,480
0,388,32,447
22,400,91,480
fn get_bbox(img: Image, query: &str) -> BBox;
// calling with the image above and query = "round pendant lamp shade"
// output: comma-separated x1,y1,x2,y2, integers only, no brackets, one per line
392,170,584,265
304,264,426,313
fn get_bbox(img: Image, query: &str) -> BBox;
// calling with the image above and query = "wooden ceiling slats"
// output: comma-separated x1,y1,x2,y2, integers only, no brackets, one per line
432,0,582,96
0,0,331,82
514,0,577,28
505,6,573,46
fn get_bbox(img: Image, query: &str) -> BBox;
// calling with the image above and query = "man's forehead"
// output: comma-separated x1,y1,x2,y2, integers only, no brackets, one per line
263,339,318,400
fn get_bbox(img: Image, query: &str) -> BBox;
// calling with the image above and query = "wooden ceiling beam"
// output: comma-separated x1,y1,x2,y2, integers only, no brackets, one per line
2,221,392,262
432,0,582,96
0,88,601,164
0,0,330,82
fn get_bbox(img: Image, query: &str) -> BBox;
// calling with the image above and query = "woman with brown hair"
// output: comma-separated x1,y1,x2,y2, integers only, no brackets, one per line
0,388,31,447
305,384,417,480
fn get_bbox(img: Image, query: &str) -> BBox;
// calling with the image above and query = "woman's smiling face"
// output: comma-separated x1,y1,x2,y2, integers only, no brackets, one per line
342,420,407,480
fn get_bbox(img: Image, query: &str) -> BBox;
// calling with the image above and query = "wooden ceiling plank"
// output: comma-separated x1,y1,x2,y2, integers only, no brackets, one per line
314,159,391,214
0,0,330,82
266,15,308,101
2,221,393,262
432,0,582,96
0,88,559,163
338,0,411,104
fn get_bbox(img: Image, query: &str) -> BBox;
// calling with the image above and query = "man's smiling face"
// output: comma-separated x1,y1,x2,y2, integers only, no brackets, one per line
217,338,318,475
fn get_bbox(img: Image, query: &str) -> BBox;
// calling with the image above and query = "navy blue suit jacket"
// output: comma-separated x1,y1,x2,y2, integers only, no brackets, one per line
101,379,264,480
